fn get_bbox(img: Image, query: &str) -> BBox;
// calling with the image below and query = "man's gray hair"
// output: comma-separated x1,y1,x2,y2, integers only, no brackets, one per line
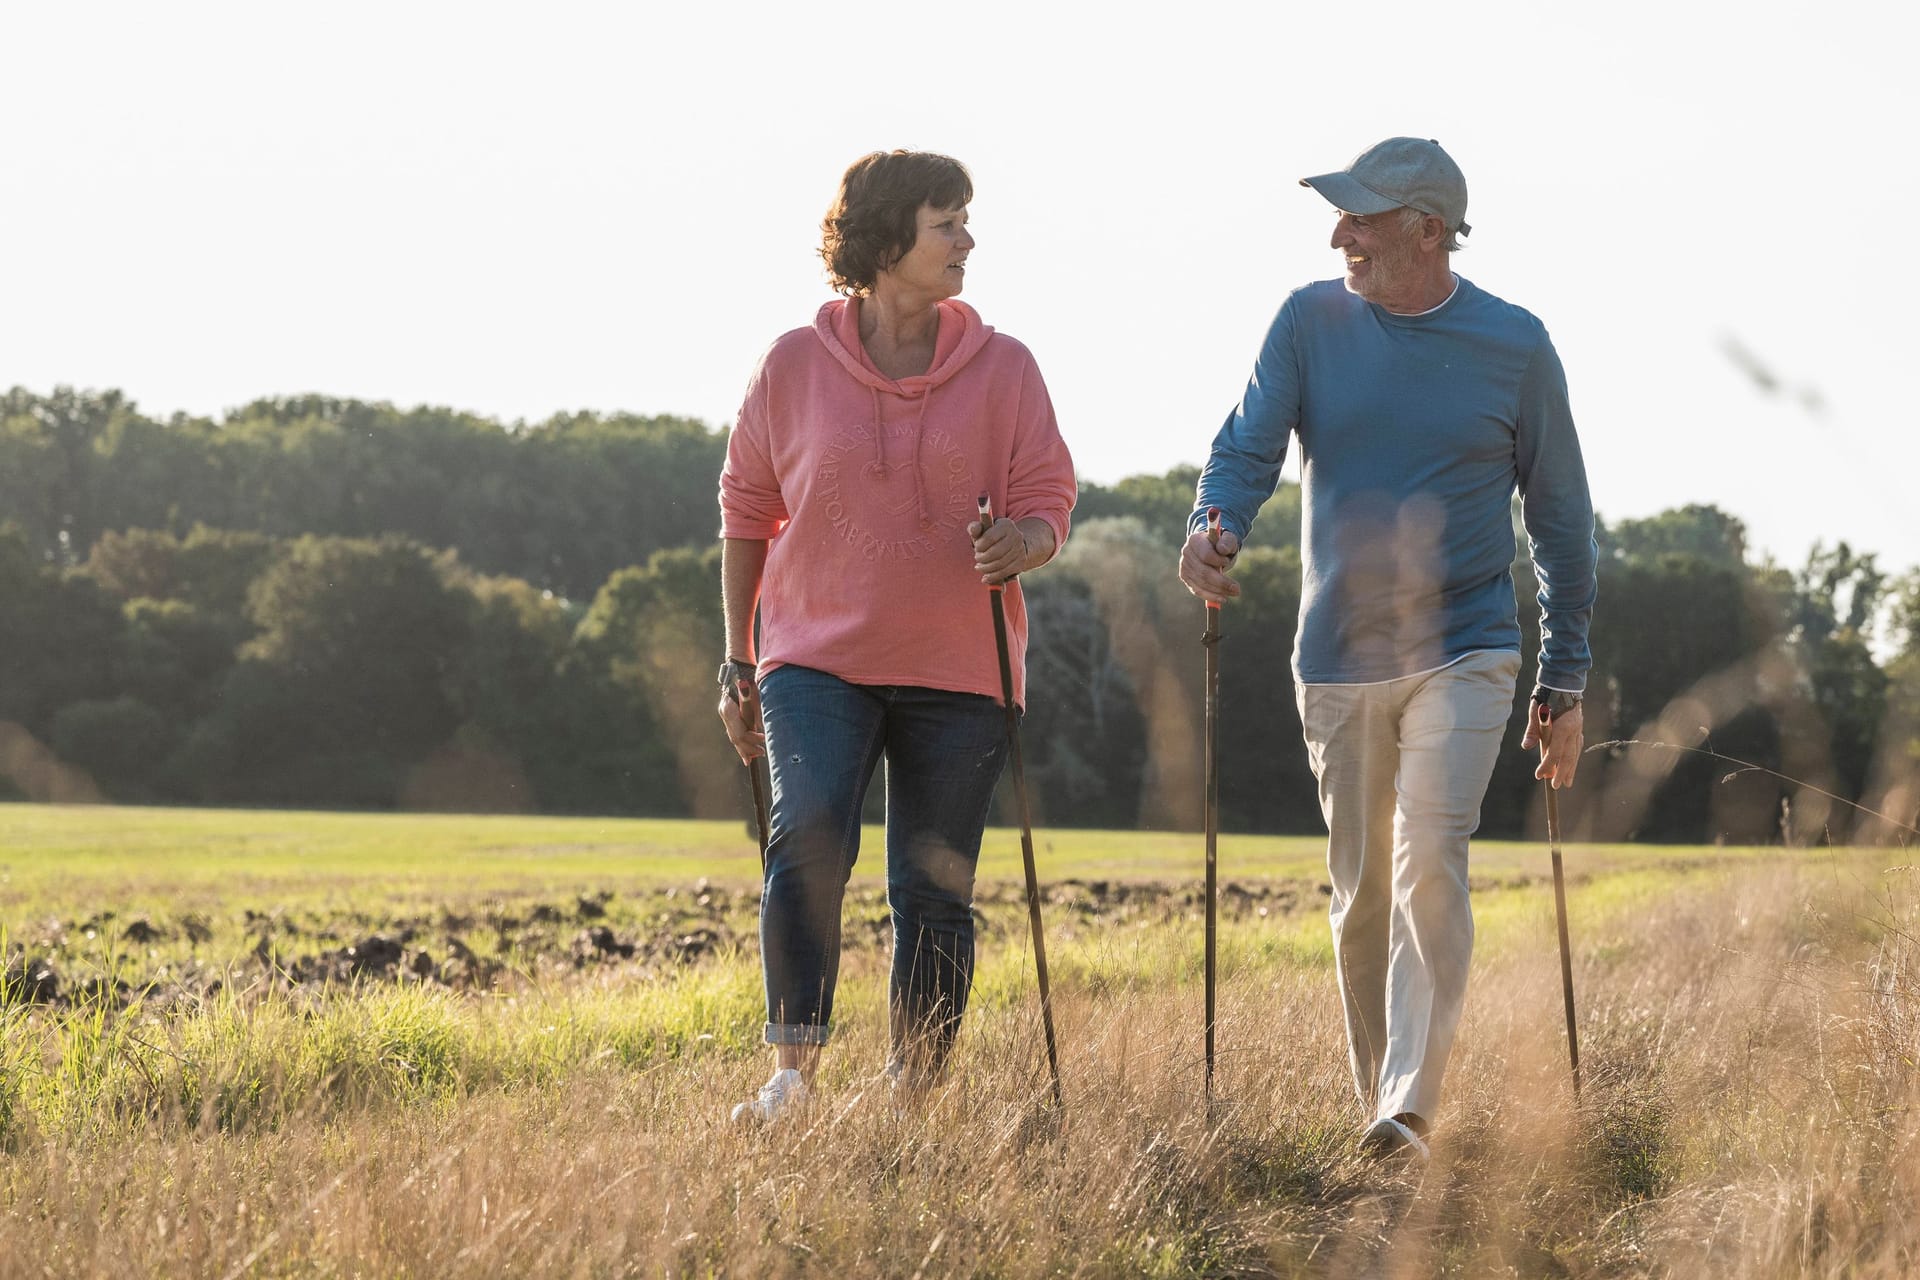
1397,205,1462,253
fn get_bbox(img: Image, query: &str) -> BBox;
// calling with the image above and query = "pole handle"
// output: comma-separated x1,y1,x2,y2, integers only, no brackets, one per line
733,679,771,872
977,494,1010,591
1535,702,1561,809
977,493,1023,589
1205,508,1224,617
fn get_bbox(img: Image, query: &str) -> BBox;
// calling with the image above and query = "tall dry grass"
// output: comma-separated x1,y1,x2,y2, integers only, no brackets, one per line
3,857,1916,1278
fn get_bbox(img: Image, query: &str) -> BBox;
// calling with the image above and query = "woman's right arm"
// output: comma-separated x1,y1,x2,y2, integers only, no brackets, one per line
716,348,784,763
722,537,769,664
717,536,770,763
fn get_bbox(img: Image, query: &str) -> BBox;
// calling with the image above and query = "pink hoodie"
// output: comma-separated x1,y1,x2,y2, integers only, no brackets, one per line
719,297,1076,708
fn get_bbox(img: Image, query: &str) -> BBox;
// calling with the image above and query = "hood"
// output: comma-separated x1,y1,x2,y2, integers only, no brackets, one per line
812,297,996,529
813,297,994,393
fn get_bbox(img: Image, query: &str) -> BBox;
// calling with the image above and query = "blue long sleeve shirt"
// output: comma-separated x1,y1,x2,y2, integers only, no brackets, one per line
1192,276,1597,692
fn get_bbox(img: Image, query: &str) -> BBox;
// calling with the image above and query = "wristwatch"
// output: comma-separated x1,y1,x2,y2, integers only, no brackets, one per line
1531,687,1583,718
717,658,756,694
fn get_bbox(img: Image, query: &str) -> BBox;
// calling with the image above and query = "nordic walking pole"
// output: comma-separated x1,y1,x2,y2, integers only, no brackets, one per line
1203,507,1223,1101
979,494,1064,1111
1538,703,1582,1100
738,679,771,874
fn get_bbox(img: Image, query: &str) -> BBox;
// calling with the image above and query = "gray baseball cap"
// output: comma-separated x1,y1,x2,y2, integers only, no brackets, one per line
1300,137,1471,237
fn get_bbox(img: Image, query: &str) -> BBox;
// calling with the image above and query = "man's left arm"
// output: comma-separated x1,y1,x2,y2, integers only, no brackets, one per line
1514,332,1598,788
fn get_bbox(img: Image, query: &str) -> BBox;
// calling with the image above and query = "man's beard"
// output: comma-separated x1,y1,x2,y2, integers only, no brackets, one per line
1346,236,1418,302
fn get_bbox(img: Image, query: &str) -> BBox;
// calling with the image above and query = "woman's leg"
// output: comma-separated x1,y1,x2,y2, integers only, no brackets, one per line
757,666,885,1081
879,686,1009,1082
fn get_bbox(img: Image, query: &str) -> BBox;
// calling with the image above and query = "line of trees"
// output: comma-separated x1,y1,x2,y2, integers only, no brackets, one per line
0,387,720,599
3,387,1916,842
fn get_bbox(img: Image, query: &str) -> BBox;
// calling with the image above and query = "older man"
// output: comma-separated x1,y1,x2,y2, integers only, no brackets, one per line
1179,138,1597,1159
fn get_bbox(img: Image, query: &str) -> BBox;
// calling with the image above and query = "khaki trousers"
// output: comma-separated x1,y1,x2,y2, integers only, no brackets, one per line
1296,649,1520,1124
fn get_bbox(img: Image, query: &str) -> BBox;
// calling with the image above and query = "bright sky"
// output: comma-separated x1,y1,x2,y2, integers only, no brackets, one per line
5,1,1914,577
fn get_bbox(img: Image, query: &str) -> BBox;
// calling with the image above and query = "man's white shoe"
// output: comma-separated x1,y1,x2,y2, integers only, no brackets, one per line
1360,1114,1431,1162
731,1067,808,1123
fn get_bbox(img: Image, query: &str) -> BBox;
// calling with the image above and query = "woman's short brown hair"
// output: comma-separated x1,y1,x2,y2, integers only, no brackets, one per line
819,151,973,296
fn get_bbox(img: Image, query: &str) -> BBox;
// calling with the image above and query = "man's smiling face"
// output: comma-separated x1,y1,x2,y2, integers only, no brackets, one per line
1330,207,1422,305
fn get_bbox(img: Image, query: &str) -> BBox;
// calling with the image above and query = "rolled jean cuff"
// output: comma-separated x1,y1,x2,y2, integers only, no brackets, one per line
765,1021,831,1047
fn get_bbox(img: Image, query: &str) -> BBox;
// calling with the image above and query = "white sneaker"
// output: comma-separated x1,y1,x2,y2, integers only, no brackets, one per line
730,1068,808,1123
1360,1114,1431,1163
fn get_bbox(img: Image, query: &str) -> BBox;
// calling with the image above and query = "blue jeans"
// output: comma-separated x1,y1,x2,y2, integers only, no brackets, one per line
755,664,1010,1071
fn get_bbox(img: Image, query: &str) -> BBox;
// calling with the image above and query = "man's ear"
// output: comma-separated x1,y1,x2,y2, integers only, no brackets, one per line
1420,215,1448,251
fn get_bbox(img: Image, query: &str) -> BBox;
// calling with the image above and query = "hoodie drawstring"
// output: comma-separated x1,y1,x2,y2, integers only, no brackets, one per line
865,382,937,530
909,393,933,528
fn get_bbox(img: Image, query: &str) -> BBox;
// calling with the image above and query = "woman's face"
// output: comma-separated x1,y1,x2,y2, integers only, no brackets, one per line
880,203,973,300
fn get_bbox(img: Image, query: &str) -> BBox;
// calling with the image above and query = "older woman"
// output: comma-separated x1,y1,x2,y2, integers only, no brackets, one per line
717,150,1076,1122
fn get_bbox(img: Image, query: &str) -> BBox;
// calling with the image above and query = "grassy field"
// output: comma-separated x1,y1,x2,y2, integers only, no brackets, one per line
2,803,1916,1277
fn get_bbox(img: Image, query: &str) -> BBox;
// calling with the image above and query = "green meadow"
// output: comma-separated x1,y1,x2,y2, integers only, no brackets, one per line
2,803,1915,1277
0,799,1766,912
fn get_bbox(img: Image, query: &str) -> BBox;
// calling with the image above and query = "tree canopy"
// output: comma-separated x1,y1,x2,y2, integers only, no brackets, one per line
3,384,1914,841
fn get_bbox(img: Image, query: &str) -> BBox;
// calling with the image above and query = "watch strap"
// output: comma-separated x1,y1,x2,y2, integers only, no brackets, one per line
1531,687,1582,717
717,658,757,693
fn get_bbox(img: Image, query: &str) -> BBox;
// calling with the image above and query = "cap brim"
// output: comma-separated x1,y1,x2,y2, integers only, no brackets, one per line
1298,172,1400,215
